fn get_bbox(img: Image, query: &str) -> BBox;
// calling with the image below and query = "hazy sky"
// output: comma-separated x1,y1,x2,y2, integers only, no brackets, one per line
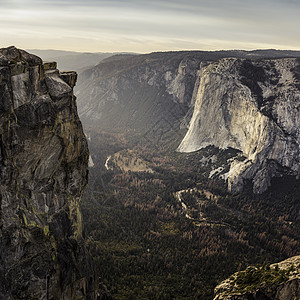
1,0,300,53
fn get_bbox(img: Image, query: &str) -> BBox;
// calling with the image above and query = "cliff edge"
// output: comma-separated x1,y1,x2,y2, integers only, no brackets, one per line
0,46,96,299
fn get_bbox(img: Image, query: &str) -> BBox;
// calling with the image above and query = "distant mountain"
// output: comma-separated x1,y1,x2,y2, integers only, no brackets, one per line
27,49,137,72
27,49,80,57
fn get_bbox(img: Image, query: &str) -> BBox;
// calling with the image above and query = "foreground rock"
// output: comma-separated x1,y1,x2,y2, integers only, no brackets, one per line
214,256,300,299
0,46,97,299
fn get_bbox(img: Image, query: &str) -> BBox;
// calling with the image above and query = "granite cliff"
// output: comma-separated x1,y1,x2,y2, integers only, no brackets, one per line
214,256,300,300
76,50,300,194
0,46,96,299
178,58,300,193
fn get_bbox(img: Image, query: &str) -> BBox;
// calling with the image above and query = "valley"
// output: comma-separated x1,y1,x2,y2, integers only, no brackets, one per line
80,127,300,299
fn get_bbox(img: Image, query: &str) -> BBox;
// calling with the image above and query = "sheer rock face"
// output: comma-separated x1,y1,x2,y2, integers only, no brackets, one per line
214,256,300,300
178,58,300,194
0,47,95,299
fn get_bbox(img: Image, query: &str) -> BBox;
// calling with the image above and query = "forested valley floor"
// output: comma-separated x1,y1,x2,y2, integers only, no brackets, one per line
81,129,300,300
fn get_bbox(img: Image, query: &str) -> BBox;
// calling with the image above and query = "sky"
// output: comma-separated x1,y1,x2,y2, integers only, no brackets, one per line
0,0,300,53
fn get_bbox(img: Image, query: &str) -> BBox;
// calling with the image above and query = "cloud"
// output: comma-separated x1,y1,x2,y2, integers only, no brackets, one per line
1,0,300,52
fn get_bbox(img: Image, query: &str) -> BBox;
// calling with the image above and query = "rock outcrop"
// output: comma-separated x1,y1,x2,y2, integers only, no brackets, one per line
178,58,300,193
214,256,300,299
0,46,96,299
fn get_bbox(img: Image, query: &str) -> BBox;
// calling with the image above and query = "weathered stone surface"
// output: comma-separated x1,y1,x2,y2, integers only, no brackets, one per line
45,70,73,100
61,71,78,88
0,66,12,113
0,54,9,66
178,58,300,193
0,46,42,66
214,256,300,300
0,47,97,299
43,61,57,71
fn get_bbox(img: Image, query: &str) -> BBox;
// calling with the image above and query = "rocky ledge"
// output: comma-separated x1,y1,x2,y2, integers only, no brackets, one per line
0,46,96,299
214,256,300,300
